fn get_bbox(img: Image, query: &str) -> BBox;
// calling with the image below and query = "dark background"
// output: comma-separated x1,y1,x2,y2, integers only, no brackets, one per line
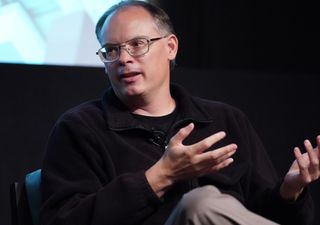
1,0,320,224
161,0,320,72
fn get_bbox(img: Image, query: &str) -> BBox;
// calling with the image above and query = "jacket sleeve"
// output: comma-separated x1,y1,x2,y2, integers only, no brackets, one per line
40,115,162,225
239,111,314,225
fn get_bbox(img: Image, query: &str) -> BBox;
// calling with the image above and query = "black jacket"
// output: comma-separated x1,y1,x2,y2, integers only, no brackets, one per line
40,84,314,225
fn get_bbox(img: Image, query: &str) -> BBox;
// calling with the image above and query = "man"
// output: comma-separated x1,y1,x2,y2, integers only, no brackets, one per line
40,1,319,225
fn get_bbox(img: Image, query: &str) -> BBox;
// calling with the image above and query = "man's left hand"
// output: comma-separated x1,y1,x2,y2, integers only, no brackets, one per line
280,135,320,201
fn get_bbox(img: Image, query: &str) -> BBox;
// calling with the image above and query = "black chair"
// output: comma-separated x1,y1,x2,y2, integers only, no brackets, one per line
10,169,41,225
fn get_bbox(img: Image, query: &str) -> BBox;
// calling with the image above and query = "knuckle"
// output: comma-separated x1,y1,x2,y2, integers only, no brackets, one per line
189,157,198,165
211,153,218,161
303,175,312,183
210,154,219,164
209,152,217,160
299,163,308,170
312,160,319,167
306,178,312,183
183,150,193,159
201,139,212,149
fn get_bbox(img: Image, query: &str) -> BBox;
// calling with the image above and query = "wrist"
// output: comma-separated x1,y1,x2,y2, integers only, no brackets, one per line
145,160,174,197
279,182,304,201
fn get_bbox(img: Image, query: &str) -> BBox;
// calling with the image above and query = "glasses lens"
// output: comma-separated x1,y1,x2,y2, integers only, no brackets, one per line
100,46,119,62
98,38,151,62
127,38,148,56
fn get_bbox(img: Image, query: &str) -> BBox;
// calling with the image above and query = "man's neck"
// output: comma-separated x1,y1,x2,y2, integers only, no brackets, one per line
131,96,176,117
121,89,176,117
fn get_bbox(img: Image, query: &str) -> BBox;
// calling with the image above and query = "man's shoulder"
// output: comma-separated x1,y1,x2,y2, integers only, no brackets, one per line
56,99,104,125
190,96,252,132
191,96,244,117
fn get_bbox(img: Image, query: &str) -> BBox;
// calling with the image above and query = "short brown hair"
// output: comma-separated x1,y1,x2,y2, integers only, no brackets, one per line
95,0,177,69
95,0,175,42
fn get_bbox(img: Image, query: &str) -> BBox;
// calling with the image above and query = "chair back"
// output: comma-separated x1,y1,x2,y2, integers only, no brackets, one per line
25,169,41,225
10,169,41,225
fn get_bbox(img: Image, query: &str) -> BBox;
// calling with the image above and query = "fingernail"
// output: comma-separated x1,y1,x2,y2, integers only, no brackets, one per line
304,139,310,145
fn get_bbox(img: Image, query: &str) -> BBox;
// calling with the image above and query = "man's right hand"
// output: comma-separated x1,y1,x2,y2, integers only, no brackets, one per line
145,123,237,197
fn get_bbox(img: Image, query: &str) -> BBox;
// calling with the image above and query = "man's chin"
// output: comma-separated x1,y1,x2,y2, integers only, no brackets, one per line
122,87,144,98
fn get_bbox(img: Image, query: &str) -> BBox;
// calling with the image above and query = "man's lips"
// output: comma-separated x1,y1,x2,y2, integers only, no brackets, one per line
120,71,141,78
119,72,142,83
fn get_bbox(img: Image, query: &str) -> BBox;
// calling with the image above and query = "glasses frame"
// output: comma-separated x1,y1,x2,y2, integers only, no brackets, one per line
96,35,168,63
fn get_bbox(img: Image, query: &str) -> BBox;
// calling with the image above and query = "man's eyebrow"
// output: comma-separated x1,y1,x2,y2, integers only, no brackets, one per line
101,42,119,47
102,36,150,47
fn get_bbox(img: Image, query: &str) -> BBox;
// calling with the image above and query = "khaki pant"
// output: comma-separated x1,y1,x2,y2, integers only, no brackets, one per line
164,185,280,225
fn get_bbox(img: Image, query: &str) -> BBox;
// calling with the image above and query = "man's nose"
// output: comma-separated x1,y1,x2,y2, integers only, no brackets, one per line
118,46,133,63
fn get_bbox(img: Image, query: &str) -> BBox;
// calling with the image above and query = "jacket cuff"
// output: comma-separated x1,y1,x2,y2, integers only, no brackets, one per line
139,170,165,205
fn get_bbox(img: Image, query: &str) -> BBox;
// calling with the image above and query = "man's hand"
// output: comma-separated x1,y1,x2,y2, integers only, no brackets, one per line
280,135,320,201
145,123,237,197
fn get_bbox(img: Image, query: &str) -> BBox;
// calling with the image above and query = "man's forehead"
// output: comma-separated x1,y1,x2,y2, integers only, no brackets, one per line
99,6,159,43
104,6,156,32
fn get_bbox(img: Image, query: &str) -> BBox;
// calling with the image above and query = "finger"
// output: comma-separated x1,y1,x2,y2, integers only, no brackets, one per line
197,157,234,176
189,131,226,154
304,139,319,179
317,135,320,159
210,158,234,172
170,123,194,146
294,147,312,184
186,145,236,176
304,139,316,161
196,143,237,164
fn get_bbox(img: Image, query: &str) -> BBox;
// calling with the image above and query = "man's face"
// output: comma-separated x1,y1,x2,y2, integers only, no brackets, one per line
99,6,178,100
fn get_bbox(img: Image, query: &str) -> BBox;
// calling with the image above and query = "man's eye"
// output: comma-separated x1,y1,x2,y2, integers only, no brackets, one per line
105,46,118,53
130,39,146,47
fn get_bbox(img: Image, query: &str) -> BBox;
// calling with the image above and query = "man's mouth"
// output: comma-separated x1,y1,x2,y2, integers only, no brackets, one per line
120,72,141,78
119,71,142,83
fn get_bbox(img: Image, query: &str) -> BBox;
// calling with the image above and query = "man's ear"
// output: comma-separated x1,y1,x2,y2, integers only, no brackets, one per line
167,34,178,61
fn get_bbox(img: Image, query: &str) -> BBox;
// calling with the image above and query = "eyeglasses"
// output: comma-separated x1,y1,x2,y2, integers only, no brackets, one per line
96,36,167,63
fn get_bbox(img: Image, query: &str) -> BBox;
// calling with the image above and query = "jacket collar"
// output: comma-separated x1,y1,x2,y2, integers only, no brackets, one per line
102,84,213,130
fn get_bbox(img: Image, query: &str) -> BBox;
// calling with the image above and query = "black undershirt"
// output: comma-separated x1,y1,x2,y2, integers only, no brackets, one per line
132,108,178,131
131,107,179,148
